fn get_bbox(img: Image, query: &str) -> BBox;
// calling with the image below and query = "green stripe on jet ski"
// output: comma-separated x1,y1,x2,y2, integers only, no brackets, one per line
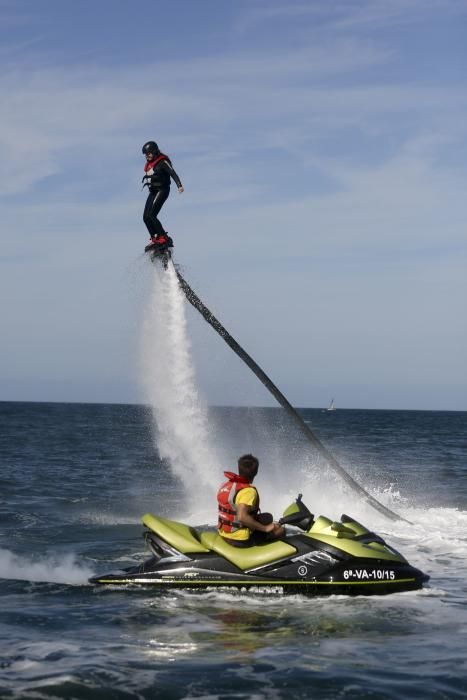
94,578,417,586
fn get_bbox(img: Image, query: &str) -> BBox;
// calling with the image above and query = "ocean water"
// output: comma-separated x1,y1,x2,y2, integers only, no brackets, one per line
1,401,467,700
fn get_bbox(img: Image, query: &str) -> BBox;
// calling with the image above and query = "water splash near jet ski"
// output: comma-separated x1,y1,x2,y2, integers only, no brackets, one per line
171,264,407,524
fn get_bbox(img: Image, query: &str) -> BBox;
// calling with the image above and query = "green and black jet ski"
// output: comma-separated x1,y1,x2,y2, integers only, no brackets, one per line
90,495,429,595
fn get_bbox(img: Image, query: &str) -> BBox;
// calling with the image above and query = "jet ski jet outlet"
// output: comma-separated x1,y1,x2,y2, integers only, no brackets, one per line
90,495,428,595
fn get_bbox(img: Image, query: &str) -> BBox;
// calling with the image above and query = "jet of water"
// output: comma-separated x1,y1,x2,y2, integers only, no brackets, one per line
140,261,220,514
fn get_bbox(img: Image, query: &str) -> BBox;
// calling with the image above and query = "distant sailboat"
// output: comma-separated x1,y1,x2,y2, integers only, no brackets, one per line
325,398,336,412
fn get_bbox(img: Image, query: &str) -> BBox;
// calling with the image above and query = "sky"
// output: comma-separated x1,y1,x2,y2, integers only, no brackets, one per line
0,0,466,410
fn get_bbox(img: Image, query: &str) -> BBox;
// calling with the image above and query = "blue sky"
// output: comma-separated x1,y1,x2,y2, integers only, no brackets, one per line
0,0,466,410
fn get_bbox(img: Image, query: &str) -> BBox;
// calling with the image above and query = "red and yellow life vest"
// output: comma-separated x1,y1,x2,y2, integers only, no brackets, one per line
217,471,259,534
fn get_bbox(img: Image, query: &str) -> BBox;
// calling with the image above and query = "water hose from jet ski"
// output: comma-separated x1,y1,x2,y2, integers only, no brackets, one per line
175,266,408,524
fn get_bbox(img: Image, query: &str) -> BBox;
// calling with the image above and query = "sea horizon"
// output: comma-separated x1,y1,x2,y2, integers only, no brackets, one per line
1,398,465,413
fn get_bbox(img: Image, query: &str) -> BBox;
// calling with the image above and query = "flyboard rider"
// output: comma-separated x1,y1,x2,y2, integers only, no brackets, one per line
141,141,184,249
217,454,285,547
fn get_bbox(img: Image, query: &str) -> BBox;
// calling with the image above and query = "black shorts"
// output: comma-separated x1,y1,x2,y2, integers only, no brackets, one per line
222,513,274,548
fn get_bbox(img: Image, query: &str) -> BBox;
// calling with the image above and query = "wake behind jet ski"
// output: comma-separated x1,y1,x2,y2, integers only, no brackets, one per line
90,495,429,595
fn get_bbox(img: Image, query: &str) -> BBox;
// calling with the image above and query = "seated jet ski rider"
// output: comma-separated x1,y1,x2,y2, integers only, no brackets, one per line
217,454,285,547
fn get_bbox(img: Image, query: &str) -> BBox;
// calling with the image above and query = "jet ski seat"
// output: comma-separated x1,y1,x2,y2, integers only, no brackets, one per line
142,514,210,554
199,532,296,571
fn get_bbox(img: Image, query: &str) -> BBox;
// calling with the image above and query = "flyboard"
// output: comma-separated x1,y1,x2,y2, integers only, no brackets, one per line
144,235,174,268
145,243,408,524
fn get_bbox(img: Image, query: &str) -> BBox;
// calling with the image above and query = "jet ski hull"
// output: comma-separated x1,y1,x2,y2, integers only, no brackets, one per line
90,567,427,596
90,526,429,596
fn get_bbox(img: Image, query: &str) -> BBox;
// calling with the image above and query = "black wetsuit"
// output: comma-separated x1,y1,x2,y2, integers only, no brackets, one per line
143,157,183,239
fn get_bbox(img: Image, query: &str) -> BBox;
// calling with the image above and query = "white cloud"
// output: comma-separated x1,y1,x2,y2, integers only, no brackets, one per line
238,0,467,34
1,36,465,195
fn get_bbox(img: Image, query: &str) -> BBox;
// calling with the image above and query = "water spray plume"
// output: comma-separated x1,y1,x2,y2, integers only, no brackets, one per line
0,549,92,584
141,262,219,512
175,268,407,524
140,257,406,524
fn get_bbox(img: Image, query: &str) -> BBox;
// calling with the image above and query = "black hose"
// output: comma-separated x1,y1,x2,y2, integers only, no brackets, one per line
175,267,408,524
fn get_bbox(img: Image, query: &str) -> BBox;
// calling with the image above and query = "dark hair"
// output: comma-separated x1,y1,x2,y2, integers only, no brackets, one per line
238,454,259,480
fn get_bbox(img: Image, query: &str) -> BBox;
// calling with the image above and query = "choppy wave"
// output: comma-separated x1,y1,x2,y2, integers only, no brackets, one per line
1,401,466,698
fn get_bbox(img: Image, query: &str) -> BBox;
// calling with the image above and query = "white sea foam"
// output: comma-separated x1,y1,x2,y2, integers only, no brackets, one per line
140,261,220,512
0,548,93,585
80,512,139,525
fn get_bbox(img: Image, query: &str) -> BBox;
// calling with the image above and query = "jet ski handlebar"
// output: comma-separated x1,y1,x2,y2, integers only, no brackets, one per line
279,493,314,531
